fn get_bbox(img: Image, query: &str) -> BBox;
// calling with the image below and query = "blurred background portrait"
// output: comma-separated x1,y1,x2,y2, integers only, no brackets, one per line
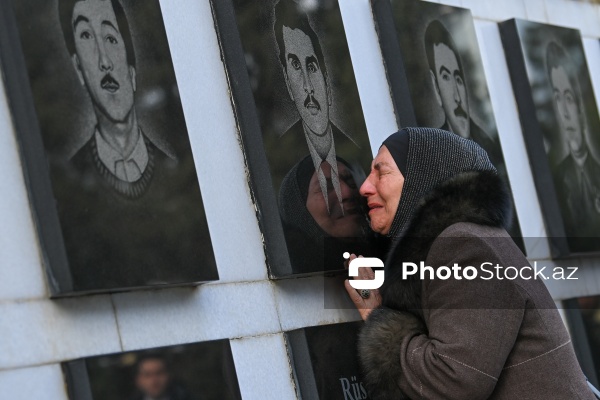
64,340,241,400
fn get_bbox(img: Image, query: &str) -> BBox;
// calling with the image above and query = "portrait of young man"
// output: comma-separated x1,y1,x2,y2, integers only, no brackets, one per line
11,0,218,292
60,0,168,195
546,41,600,244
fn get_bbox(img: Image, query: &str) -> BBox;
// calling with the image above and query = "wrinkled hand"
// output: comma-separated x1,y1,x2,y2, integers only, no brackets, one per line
344,254,382,321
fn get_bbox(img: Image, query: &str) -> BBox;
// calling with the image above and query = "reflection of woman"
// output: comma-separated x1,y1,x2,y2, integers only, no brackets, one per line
344,128,594,399
279,155,378,274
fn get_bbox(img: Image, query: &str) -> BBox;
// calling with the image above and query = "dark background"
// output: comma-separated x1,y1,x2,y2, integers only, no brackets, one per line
288,321,371,399
86,340,241,400
578,296,600,387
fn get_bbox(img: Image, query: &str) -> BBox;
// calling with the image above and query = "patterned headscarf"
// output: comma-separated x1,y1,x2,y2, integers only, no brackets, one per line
383,127,497,238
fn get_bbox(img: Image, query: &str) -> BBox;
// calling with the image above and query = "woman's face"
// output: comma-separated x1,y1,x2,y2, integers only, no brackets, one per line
305,161,364,237
359,146,404,235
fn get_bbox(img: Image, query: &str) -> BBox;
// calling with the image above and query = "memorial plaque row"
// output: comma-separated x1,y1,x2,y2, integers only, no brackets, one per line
0,0,597,296
60,322,366,400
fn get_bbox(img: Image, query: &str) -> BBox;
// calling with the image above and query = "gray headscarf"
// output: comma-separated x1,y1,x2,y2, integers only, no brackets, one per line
384,127,497,238
279,155,327,241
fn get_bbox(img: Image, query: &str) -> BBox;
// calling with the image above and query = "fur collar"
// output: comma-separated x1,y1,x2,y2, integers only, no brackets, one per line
358,170,511,399
379,170,511,315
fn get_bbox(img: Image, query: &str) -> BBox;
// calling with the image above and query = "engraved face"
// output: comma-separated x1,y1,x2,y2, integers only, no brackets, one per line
550,66,584,158
71,0,136,122
282,25,330,137
432,43,470,138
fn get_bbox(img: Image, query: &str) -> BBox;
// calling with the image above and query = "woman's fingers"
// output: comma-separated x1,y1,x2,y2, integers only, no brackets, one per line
357,261,375,281
344,279,364,306
344,255,381,320
346,254,374,281
345,279,382,321
343,253,357,270
362,268,375,281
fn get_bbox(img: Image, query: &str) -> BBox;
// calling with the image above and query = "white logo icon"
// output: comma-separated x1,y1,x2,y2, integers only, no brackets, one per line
344,252,385,290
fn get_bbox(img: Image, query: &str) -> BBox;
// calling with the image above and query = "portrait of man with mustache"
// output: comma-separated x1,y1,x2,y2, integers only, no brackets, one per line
47,0,217,291
273,0,359,216
60,0,170,195
424,19,502,167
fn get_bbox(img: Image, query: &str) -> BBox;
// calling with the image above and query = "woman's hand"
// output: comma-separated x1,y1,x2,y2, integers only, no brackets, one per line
344,254,382,321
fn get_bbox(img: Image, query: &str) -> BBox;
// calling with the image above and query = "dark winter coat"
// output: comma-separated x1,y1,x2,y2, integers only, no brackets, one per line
358,170,595,399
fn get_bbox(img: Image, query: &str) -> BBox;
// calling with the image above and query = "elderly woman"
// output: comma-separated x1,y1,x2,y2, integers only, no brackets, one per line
345,128,595,399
